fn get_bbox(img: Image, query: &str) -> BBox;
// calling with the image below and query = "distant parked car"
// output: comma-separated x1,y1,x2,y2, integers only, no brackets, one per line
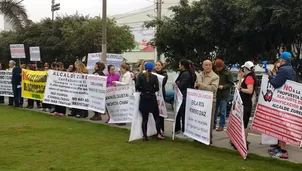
165,89,175,109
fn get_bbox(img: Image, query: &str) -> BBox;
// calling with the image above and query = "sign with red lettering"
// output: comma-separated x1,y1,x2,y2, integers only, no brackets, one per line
184,89,213,145
251,75,302,147
152,73,167,117
226,88,248,159
10,44,25,59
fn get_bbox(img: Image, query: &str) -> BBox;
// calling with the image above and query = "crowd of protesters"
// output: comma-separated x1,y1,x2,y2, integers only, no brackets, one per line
0,51,297,159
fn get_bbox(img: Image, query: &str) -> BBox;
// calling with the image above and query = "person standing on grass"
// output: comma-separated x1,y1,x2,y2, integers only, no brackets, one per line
136,62,164,141
41,64,50,112
267,52,296,159
195,60,219,144
236,61,256,150
174,59,194,136
213,59,233,131
90,62,106,121
154,61,168,135
8,60,15,106
104,65,120,123
0,62,5,104
52,62,67,116
74,62,89,118
10,60,22,107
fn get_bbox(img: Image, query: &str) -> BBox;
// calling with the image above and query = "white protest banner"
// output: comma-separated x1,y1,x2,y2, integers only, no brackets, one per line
184,89,213,145
10,44,25,59
106,85,132,123
172,86,183,140
129,93,157,142
152,73,167,118
226,88,248,159
87,75,107,113
29,47,41,61
261,134,278,145
251,75,302,147
43,70,89,110
0,71,13,97
87,53,101,70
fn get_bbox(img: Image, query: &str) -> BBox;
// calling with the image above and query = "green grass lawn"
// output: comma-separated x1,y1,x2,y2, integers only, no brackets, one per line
0,106,301,171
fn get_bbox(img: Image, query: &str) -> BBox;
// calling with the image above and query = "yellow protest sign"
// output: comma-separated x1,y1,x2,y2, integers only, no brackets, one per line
22,69,48,100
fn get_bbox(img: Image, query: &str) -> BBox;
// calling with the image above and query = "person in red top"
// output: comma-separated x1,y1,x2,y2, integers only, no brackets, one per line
237,61,256,149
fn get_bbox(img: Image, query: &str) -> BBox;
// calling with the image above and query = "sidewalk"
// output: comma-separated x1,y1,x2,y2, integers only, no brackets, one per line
1,101,301,163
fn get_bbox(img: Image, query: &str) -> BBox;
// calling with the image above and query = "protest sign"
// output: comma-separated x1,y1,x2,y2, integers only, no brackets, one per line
172,86,183,140
87,75,107,113
129,93,157,142
251,75,302,147
184,89,213,145
106,85,132,123
87,53,123,71
152,73,167,118
87,53,101,70
226,88,248,159
43,70,89,110
22,69,47,100
0,71,13,97
10,44,25,59
29,47,41,61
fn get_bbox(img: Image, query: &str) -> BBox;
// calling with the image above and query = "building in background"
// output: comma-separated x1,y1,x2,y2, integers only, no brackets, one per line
111,0,195,67
0,15,13,31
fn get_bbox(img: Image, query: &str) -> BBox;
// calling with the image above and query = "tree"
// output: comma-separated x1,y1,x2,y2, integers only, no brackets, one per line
0,14,135,66
0,0,28,29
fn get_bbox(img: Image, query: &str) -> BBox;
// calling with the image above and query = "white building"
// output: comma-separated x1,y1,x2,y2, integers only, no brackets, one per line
111,0,196,65
0,15,13,31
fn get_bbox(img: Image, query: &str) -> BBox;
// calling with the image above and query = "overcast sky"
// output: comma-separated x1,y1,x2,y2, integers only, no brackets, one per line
23,0,153,21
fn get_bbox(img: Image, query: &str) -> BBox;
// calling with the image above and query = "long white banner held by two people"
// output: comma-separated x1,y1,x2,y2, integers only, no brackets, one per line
152,72,167,118
251,75,302,147
106,85,132,123
43,70,107,112
226,88,248,159
184,89,213,145
0,71,13,97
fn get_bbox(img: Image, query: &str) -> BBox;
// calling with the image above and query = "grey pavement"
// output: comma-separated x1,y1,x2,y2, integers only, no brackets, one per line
1,98,301,163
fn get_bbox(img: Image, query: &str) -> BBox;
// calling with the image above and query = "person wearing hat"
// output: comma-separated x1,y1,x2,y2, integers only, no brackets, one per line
136,62,164,141
267,52,297,159
214,59,233,131
236,61,257,150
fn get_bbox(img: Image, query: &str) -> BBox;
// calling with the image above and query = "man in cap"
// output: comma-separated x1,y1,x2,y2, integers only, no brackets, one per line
268,52,296,159
214,59,233,131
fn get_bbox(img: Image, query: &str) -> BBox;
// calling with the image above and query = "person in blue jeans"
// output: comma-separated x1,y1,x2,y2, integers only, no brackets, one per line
214,59,233,131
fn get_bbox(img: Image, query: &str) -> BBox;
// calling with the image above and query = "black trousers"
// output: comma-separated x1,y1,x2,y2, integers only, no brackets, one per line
175,99,186,133
27,99,41,107
159,117,165,132
9,97,14,105
12,84,21,106
0,96,4,103
141,111,161,138
55,105,66,114
42,103,50,109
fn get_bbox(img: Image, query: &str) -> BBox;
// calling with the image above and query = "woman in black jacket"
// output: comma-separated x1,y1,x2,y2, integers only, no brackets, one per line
136,62,164,141
154,61,168,134
175,59,193,134
90,62,106,121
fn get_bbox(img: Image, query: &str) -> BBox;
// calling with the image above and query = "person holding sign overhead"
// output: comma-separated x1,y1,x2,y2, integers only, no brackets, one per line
195,60,219,144
136,62,164,141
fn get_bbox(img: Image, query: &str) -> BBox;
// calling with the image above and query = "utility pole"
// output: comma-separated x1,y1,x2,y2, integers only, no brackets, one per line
51,0,60,20
156,0,162,61
101,0,107,63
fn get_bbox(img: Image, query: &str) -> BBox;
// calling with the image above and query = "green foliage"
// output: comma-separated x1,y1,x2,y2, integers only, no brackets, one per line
146,0,302,68
0,14,135,67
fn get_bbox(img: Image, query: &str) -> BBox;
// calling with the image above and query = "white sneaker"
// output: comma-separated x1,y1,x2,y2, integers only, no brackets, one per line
45,108,50,112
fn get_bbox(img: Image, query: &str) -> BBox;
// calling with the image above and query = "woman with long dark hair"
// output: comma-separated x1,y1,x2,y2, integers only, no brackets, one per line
154,61,168,134
90,62,106,121
237,61,256,149
174,59,193,135
136,62,164,141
